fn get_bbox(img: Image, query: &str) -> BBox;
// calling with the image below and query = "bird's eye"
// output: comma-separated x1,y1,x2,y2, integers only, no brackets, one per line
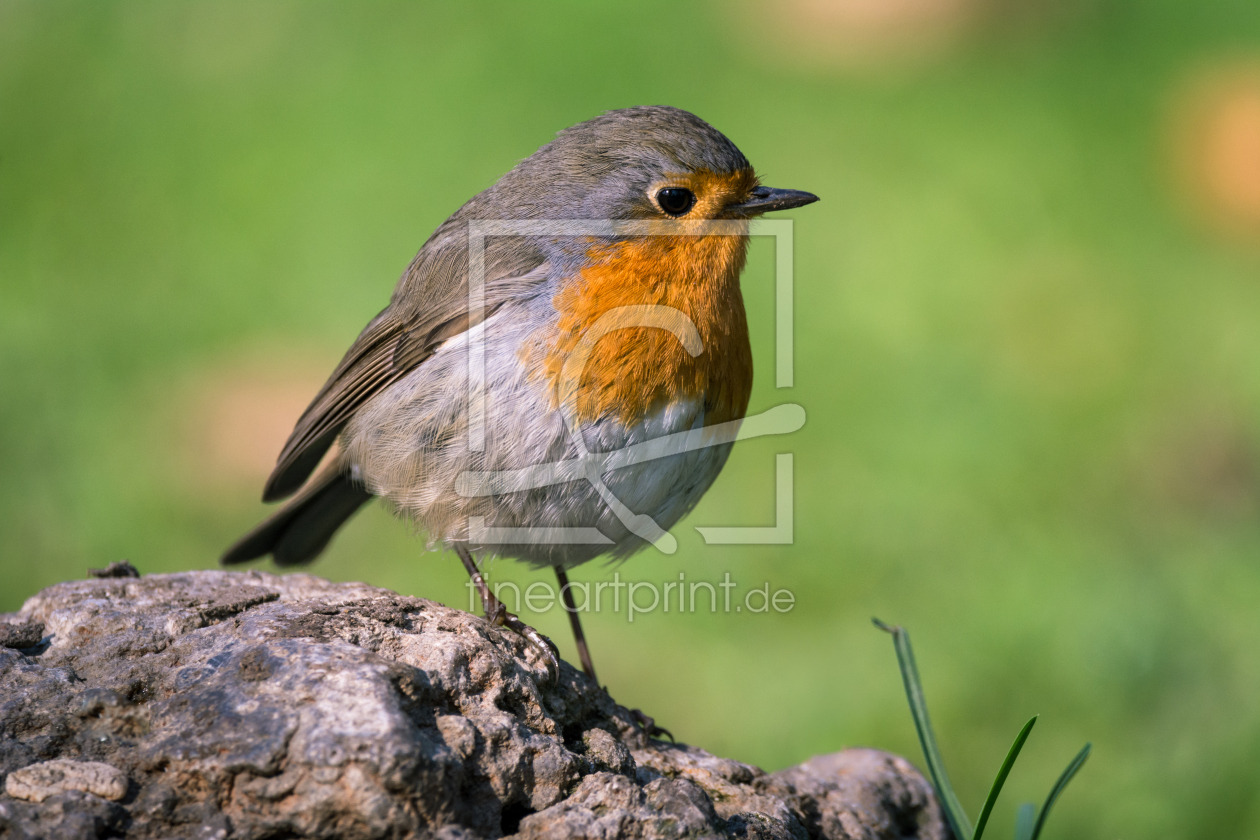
656,187,695,217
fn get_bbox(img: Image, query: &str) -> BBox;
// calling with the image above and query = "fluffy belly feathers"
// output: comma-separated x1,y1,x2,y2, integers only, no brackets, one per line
342,301,740,567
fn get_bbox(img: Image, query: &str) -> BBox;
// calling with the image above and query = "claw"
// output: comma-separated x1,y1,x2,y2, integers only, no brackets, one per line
499,610,561,685
630,708,674,743
454,546,561,685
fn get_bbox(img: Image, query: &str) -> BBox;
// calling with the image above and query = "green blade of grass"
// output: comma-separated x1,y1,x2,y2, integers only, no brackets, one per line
1014,803,1036,840
973,716,1037,840
873,618,974,840
1030,743,1092,840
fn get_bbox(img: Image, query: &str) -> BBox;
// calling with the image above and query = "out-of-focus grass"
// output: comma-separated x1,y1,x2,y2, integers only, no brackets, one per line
3,2,1260,837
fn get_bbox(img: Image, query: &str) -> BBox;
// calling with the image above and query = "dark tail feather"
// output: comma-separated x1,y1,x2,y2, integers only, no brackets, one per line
221,466,373,567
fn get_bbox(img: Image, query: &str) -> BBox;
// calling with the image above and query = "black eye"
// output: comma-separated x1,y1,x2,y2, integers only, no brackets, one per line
656,187,695,217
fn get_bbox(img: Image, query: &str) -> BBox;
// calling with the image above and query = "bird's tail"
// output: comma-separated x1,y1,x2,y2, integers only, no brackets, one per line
221,462,373,567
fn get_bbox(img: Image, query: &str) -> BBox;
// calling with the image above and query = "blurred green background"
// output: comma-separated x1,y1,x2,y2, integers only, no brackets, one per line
3,1,1260,836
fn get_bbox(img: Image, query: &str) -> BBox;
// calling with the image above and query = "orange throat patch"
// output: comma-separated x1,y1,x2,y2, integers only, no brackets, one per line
530,228,755,429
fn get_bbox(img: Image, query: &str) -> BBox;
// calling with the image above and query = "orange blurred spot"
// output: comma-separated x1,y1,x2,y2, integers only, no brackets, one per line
1201,87,1260,221
728,0,978,71
785,0,971,42
1170,61,1260,238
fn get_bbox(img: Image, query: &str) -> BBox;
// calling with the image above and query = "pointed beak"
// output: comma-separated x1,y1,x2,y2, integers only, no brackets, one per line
726,185,820,216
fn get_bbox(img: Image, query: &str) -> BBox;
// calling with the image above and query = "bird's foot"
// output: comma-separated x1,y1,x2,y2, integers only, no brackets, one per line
630,708,674,743
456,546,561,684
492,607,561,685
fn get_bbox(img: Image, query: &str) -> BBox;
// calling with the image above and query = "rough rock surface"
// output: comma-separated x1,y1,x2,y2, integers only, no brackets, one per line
0,570,949,840
6,760,129,804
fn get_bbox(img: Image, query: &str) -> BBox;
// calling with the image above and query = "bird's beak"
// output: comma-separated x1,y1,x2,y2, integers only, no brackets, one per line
725,186,820,216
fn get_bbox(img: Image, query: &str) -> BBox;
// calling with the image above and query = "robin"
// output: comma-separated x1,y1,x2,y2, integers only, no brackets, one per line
222,106,818,693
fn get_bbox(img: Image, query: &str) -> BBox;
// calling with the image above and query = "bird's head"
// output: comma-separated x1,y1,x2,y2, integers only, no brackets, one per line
490,106,818,227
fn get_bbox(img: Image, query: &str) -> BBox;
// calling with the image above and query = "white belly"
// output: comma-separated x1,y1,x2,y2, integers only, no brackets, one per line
341,302,735,568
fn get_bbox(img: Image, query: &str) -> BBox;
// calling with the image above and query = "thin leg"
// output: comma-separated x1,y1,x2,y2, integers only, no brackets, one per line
455,545,560,682
552,567,673,742
555,567,597,682
456,545,504,623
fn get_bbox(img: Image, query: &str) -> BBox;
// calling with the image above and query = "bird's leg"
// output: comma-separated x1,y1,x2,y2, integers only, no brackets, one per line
555,567,597,682
455,545,560,682
553,567,674,742
457,544,505,624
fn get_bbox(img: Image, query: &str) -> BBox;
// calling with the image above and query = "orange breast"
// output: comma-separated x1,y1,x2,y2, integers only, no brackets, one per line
529,231,754,428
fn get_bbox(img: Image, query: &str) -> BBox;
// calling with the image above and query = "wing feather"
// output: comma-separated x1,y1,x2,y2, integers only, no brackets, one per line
263,322,406,501
260,210,550,502
261,299,516,502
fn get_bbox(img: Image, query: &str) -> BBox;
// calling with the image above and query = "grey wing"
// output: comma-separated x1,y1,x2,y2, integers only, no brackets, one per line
263,309,400,501
261,194,551,502
261,278,550,502
263,300,530,501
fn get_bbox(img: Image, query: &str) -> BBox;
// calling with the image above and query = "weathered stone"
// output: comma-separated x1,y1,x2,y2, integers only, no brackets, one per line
0,571,950,839
0,621,44,651
0,790,129,840
582,727,636,778
5,759,129,803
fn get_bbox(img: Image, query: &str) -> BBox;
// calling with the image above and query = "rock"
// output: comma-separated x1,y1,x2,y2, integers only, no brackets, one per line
5,760,129,803
0,571,950,840
0,621,43,651
0,790,129,840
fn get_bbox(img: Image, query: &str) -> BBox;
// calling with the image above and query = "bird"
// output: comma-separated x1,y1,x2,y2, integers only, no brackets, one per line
222,106,818,695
